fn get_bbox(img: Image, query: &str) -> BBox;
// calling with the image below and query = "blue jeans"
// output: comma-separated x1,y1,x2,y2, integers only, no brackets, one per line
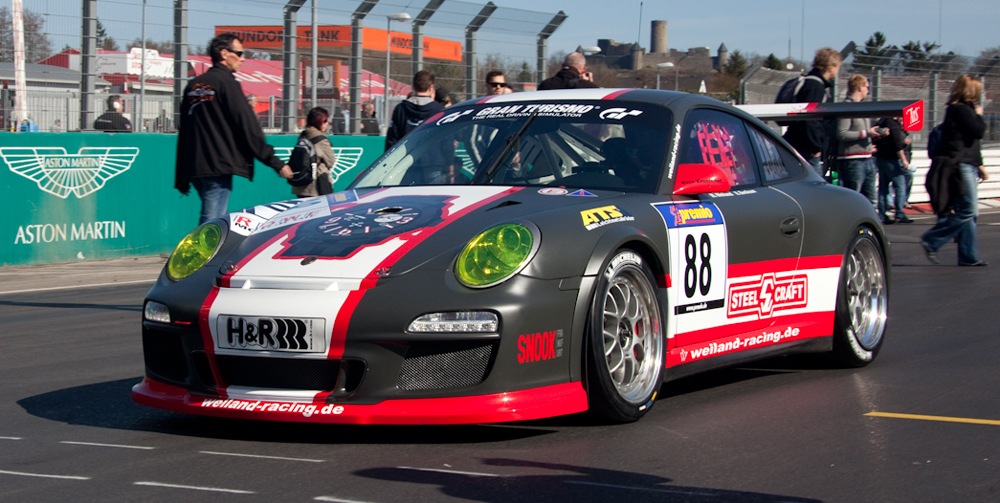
876,158,907,221
806,156,824,177
922,163,981,264
840,158,877,205
192,175,233,225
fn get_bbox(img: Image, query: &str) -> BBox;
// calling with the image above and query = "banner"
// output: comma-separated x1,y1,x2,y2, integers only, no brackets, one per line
0,133,384,266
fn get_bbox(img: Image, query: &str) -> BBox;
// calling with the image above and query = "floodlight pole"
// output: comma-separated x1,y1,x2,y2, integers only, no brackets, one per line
412,0,445,72
536,11,566,84
350,1,378,135
465,2,496,99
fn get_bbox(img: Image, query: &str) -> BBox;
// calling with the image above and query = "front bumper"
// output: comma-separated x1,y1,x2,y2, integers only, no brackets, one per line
132,377,587,425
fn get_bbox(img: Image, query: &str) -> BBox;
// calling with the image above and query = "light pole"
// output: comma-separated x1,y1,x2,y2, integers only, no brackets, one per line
384,13,411,125
656,62,673,90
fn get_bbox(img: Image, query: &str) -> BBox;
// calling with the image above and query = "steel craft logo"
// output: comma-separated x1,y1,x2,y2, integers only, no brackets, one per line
727,273,808,318
275,147,364,185
580,205,635,231
1,147,138,199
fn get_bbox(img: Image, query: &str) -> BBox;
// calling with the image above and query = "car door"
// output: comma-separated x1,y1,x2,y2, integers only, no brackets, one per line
662,109,804,364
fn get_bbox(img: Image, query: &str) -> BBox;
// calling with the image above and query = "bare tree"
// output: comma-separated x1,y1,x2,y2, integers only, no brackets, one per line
0,7,53,62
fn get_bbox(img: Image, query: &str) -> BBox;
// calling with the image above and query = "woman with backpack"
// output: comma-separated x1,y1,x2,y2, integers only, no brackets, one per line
921,74,988,266
292,107,337,198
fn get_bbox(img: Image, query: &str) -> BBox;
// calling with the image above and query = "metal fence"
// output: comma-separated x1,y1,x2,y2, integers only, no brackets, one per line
9,0,563,134
740,50,1000,143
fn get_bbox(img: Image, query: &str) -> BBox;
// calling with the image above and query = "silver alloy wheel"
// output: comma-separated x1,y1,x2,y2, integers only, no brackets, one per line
844,238,887,350
601,265,663,405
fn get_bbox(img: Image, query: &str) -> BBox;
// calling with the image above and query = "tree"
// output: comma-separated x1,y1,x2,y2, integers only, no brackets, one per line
853,31,892,72
96,20,120,52
723,50,748,78
0,7,53,63
764,53,783,70
899,41,941,73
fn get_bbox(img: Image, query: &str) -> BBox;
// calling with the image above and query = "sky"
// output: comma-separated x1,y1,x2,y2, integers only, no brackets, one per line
34,0,999,66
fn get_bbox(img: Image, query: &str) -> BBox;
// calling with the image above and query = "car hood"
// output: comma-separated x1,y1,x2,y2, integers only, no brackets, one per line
221,186,618,287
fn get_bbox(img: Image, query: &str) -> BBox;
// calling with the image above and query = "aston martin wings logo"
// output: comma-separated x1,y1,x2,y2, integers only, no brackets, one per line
1,147,139,199
275,147,364,185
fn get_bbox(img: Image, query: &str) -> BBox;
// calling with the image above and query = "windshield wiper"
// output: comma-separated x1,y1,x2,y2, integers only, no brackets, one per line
472,110,540,184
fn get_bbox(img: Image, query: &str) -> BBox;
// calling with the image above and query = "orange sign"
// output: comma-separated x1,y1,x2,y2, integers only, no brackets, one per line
215,25,463,62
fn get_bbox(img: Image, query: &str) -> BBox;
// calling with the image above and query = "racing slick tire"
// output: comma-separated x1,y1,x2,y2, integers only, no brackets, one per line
831,227,888,367
584,249,665,423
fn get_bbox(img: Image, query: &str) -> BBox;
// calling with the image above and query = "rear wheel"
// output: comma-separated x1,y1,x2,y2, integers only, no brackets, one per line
832,227,888,366
585,250,665,422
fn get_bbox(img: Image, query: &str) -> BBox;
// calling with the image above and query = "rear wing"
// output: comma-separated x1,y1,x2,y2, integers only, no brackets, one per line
736,100,924,131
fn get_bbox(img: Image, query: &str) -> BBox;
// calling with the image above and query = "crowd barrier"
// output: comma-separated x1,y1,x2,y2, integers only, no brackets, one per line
1,133,385,266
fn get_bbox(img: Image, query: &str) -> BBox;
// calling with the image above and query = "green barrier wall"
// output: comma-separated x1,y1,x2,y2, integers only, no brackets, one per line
0,133,385,266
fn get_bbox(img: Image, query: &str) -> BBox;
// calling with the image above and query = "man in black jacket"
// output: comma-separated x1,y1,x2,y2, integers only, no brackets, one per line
93,95,132,132
175,34,292,224
538,52,599,90
783,47,841,176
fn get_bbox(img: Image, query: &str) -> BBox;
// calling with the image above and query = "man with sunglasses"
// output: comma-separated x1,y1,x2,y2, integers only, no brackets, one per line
175,33,292,225
485,70,513,95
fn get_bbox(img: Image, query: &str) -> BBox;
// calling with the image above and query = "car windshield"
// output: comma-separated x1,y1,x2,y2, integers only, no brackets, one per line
353,101,671,194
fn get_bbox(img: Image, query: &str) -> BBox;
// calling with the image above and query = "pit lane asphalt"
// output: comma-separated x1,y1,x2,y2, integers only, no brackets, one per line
1,213,998,503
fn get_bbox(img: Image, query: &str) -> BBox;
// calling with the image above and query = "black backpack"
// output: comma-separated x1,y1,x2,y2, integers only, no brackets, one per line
287,132,326,187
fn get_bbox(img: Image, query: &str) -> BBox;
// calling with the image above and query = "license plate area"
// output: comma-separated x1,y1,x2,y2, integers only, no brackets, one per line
218,315,326,353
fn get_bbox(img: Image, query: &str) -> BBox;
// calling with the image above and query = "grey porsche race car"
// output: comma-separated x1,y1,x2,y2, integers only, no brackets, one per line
134,89,917,424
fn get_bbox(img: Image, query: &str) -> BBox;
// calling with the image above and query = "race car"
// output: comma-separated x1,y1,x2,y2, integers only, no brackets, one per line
134,89,919,424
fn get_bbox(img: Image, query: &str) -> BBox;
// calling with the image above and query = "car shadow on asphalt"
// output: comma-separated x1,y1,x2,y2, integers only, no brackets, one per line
16,377,555,444
353,458,823,503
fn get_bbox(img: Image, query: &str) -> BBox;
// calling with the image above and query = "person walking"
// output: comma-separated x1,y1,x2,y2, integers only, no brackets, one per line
93,95,132,132
538,52,598,90
385,70,443,150
874,116,914,224
921,74,988,267
175,34,292,225
292,107,336,198
836,74,886,204
783,48,840,176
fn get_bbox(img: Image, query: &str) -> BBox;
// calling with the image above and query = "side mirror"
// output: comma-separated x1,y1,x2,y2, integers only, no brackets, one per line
672,163,733,195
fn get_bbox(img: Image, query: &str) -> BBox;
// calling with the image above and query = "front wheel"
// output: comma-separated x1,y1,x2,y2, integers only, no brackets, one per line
831,227,888,366
585,250,665,422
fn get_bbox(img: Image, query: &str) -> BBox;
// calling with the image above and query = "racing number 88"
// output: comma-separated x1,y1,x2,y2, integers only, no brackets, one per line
684,233,712,298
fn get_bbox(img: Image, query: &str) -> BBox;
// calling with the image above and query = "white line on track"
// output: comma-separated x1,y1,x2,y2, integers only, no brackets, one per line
396,466,503,477
134,481,255,494
0,279,155,296
0,469,90,480
314,497,378,503
61,441,155,450
200,451,325,463
563,480,717,496
0,436,23,440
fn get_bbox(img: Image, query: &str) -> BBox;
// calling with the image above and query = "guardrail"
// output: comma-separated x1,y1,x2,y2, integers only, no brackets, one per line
1,133,384,267
902,148,1000,204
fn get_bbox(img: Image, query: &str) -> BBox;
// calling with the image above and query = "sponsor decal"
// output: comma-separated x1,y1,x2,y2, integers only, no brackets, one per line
663,203,723,228
680,326,803,362
517,329,564,363
538,187,568,195
1,147,138,199
199,399,345,418
599,108,643,120
273,147,364,187
727,273,808,319
14,220,125,244
219,315,325,352
229,212,265,236
581,205,635,231
473,103,596,120
566,189,597,197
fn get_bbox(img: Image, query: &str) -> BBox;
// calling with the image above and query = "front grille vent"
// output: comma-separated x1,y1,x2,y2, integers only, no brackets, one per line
397,341,495,391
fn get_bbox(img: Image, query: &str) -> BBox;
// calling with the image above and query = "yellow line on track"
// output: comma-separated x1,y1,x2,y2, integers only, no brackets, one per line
866,411,1000,426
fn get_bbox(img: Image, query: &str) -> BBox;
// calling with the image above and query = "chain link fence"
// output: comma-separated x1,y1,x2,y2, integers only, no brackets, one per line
4,0,561,133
